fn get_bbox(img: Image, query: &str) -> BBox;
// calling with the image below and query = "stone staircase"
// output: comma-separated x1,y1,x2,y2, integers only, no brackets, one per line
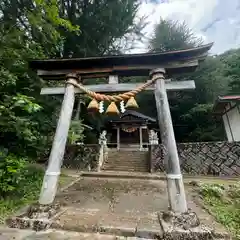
102,148,149,172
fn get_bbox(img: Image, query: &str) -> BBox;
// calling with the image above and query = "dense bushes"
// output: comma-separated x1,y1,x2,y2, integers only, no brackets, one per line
0,148,44,197
0,162,44,222
0,149,27,196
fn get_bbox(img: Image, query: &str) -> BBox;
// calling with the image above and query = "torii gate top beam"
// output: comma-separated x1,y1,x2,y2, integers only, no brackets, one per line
29,43,213,80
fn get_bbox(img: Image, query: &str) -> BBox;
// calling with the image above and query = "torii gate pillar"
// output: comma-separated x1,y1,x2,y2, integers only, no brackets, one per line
38,73,78,205
150,68,188,213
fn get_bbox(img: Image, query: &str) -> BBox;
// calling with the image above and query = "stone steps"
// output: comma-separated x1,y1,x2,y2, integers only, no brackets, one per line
80,171,162,180
102,166,149,172
0,227,154,239
102,167,148,172
103,160,148,165
51,207,162,239
102,150,149,172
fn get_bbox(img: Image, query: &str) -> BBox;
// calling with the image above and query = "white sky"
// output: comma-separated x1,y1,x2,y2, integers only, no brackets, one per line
132,0,240,54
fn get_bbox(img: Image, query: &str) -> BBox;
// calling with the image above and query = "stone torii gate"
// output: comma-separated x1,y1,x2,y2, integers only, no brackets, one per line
29,43,213,213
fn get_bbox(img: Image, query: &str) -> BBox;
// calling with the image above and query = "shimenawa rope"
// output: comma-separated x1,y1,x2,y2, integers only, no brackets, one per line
66,76,164,102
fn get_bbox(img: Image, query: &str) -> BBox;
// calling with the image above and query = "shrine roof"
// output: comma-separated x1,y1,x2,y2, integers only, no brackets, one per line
108,110,156,125
29,43,213,79
120,110,156,122
213,95,240,115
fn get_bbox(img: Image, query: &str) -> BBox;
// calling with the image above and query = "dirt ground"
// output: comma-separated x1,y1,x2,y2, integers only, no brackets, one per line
1,175,231,239
52,177,227,235
54,177,166,234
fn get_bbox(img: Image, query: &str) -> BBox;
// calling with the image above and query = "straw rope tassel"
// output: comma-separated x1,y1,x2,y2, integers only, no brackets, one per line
125,96,138,109
87,98,99,112
106,102,119,115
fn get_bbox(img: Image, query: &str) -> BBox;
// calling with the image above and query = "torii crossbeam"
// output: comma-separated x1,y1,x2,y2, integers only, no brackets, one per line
29,43,213,213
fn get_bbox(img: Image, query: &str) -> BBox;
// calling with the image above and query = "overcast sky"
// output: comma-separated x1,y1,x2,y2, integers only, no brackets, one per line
133,0,240,54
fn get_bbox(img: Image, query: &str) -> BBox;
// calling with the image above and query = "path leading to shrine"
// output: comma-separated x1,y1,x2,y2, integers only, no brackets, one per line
50,175,228,238
2,172,233,239
53,177,165,237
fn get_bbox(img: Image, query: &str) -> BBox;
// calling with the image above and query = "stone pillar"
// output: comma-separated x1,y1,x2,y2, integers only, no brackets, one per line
150,68,187,213
38,73,77,205
139,126,143,151
117,127,120,150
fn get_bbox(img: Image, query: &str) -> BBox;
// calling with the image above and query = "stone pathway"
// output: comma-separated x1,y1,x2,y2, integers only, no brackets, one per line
52,177,166,237
0,228,33,239
1,175,231,239
79,170,239,183
0,228,151,239
24,230,146,239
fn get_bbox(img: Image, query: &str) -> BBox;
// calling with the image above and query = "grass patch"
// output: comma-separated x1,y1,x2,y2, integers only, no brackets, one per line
59,173,76,189
0,166,75,223
199,182,240,239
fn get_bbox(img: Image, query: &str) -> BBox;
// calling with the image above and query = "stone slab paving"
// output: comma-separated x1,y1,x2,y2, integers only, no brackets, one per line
0,227,34,240
52,177,229,237
52,177,166,237
2,175,230,239
0,228,151,239
79,171,239,182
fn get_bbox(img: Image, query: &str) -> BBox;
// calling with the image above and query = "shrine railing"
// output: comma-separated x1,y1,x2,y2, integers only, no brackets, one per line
150,141,240,176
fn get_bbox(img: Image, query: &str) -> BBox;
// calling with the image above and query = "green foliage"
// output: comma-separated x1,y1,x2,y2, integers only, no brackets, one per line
180,104,224,141
0,93,43,154
222,49,240,95
0,0,79,157
145,18,240,142
35,0,80,32
199,183,240,238
0,165,44,222
0,0,146,219
149,19,203,52
68,120,92,144
57,0,144,57
228,183,240,200
0,149,27,196
0,0,144,158
12,94,42,113
199,183,225,198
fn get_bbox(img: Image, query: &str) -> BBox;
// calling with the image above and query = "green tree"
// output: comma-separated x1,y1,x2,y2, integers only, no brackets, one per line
56,0,145,57
0,0,79,157
149,19,203,52
0,0,146,155
222,49,240,94
146,19,226,142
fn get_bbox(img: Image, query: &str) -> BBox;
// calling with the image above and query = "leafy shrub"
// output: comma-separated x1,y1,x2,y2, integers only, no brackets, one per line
0,148,27,197
20,165,44,190
0,165,44,222
227,182,240,199
68,120,85,144
199,183,225,199
200,183,240,238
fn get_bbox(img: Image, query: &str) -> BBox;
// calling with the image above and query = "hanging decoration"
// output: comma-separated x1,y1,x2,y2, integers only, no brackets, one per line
99,101,104,113
106,102,119,115
120,101,126,113
125,97,139,109
122,126,137,133
67,75,162,115
87,99,99,112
